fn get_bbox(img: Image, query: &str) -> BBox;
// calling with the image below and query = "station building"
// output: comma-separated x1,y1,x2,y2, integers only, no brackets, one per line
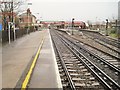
19,8,37,28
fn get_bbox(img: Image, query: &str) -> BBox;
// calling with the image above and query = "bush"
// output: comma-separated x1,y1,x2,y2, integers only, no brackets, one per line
109,28,116,34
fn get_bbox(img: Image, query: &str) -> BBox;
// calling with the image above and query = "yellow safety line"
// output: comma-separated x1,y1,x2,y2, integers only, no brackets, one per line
21,37,44,90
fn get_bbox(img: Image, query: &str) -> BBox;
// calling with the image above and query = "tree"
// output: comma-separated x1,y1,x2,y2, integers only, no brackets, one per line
0,0,27,30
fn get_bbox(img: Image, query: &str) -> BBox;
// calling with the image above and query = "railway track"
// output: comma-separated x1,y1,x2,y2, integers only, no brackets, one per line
60,29,120,68
50,29,120,90
51,30,104,90
69,32,120,68
67,30,120,68
80,30,120,52
58,30,120,81
81,42,120,68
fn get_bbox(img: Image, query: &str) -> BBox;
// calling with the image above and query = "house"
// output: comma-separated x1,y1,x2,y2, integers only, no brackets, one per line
19,8,36,28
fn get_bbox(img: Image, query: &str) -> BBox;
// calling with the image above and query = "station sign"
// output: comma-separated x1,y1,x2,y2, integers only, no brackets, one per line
0,24,2,31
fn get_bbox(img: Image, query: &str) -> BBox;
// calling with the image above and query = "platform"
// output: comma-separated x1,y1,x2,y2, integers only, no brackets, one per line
2,29,62,89
28,29,62,88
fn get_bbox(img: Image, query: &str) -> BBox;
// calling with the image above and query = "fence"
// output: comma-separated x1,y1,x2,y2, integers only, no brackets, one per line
2,27,37,44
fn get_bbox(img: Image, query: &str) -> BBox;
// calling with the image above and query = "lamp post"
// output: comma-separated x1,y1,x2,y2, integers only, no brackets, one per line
72,18,75,35
106,19,108,36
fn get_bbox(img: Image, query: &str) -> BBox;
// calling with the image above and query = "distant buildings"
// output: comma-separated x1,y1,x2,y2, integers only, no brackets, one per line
53,21,86,29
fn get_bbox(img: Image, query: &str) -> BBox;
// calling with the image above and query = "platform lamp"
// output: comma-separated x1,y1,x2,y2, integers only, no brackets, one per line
72,18,75,35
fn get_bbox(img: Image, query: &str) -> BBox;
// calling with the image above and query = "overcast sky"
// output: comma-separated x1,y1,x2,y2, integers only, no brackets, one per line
27,0,119,22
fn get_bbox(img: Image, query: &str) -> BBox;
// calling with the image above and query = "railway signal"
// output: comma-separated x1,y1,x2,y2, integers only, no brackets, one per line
72,18,75,35
106,19,109,36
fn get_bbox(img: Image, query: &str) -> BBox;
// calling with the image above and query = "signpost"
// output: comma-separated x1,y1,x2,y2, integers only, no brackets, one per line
8,22,11,44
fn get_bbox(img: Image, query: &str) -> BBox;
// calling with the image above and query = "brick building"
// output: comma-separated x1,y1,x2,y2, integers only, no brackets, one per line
19,8,36,28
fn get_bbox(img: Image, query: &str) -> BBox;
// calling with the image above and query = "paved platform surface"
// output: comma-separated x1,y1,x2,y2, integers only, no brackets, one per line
28,29,62,88
2,29,62,88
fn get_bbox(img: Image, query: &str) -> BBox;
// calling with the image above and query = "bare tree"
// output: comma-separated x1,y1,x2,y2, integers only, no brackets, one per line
0,0,27,30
